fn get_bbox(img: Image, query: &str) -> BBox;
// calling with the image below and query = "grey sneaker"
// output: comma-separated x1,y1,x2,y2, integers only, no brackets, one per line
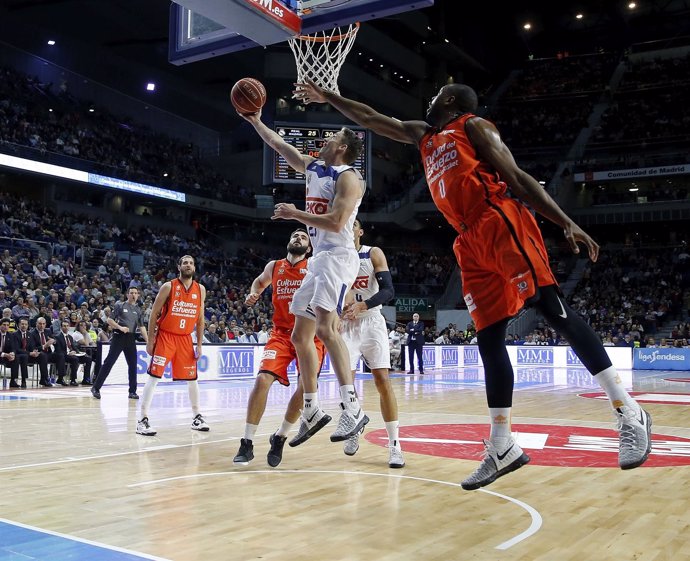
136,417,157,436
616,406,652,469
191,414,210,432
460,438,530,490
330,403,369,442
233,438,254,465
388,442,405,468
343,427,363,456
289,407,332,447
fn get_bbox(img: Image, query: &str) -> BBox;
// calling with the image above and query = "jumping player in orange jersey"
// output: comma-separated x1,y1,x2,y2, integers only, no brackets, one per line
294,79,652,489
136,255,208,436
233,229,327,467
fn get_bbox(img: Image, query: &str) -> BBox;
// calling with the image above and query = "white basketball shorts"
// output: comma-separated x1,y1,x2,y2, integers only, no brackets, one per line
290,246,359,319
341,311,391,371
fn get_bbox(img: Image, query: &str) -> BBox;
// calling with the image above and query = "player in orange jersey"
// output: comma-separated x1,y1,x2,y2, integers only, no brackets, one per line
294,79,652,489
233,229,327,467
136,255,208,436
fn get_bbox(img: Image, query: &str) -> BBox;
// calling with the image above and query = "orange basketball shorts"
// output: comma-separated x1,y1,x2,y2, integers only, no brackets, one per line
259,329,326,386
454,197,557,332
148,330,197,381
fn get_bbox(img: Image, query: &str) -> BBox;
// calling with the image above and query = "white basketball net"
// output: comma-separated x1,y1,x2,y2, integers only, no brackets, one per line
288,23,359,95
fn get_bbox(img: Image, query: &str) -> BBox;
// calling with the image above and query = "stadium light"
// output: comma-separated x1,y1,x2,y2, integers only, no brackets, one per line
575,13,584,19
523,23,532,30
47,40,56,46
146,83,156,92
628,2,636,9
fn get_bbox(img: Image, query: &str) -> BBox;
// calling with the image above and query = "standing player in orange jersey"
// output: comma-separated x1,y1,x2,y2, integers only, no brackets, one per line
137,255,208,436
294,79,652,490
233,229,327,467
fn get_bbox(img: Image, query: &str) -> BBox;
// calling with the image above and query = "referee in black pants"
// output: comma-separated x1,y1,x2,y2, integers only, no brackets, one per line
91,287,148,399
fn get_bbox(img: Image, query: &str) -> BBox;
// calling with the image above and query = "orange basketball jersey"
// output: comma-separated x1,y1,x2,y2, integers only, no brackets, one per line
157,278,202,335
419,113,508,233
271,257,308,330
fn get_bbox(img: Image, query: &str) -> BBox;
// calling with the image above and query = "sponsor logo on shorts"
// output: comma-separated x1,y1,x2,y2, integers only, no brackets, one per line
463,293,476,313
262,349,277,360
152,355,166,366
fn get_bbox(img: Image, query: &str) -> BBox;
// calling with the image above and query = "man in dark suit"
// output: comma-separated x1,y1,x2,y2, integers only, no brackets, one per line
14,317,54,387
406,313,425,374
0,317,21,387
29,316,59,387
54,320,92,386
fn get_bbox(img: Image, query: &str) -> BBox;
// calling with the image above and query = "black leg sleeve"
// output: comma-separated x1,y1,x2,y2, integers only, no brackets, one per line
477,318,514,408
534,285,612,374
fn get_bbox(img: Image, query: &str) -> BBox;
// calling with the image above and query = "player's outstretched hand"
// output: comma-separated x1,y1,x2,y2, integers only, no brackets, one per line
563,220,599,262
272,202,298,221
293,78,327,104
245,293,260,306
237,108,262,123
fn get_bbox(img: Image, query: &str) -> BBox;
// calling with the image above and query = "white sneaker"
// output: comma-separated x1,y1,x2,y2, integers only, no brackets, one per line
136,417,157,436
460,437,529,490
616,406,652,469
288,406,332,447
191,414,210,432
388,442,405,468
343,427,363,456
330,403,369,442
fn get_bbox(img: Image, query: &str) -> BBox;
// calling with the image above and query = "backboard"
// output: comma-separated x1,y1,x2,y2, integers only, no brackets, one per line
169,0,434,65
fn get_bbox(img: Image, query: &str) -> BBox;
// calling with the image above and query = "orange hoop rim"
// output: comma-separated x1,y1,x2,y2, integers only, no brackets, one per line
295,21,360,43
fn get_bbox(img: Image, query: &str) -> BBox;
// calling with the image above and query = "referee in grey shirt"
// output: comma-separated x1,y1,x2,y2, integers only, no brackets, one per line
91,287,148,399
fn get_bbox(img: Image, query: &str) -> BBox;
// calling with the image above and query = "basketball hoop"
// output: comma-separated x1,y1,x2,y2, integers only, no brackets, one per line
288,22,359,95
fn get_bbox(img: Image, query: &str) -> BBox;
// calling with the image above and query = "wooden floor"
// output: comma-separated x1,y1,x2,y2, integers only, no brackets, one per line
1,368,690,561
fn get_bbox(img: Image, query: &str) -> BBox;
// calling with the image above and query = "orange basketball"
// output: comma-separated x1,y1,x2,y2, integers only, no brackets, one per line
231,78,267,115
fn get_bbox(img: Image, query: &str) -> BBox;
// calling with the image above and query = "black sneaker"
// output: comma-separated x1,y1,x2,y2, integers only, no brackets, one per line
233,438,254,465
128,392,139,400
267,433,287,467
91,387,101,399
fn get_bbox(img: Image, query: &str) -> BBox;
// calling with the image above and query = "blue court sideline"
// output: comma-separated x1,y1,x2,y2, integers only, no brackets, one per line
0,519,169,561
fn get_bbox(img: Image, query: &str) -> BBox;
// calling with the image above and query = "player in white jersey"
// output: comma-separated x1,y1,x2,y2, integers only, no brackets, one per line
241,109,369,448
341,219,405,468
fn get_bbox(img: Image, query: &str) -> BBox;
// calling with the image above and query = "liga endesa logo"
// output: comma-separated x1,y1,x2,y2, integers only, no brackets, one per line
364,424,690,468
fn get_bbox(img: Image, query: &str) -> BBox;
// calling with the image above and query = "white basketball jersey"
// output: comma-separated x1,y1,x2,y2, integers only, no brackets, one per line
352,245,381,313
305,160,365,253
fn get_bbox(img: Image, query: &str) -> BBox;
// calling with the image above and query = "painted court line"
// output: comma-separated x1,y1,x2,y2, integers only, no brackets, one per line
0,517,171,561
128,470,542,550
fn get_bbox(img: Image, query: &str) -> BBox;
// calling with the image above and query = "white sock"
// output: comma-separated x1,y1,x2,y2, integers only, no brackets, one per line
385,420,400,448
140,376,160,419
489,407,512,442
303,392,319,412
595,366,640,412
340,384,360,413
276,419,295,438
188,380,201,416
244,423,258,441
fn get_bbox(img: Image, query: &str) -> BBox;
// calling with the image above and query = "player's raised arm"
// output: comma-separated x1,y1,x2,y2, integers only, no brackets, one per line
239,109,315,172
293,79,429,145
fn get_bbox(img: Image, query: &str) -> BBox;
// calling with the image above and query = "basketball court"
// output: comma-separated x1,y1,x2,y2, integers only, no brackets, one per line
1,366,688,560
1,1,689,560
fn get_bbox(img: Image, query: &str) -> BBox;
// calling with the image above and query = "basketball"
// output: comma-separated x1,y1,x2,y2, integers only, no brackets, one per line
231,78,266,115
